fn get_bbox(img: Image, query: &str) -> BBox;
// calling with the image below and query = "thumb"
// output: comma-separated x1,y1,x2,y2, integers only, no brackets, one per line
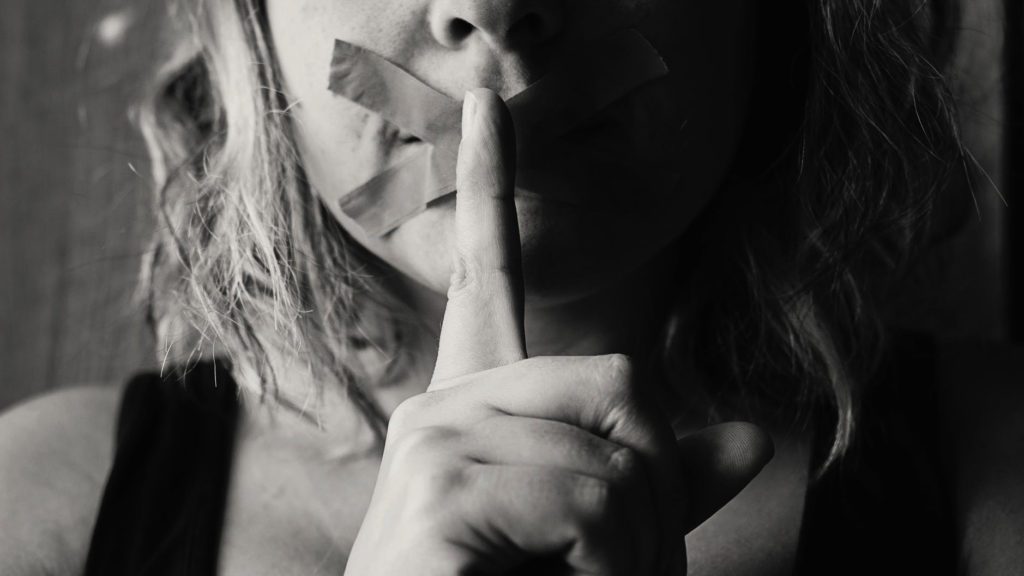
677,422,776,533
430,89,526,388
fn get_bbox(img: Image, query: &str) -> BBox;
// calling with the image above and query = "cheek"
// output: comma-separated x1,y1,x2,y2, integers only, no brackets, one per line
295,108,449,292
293,96,429,211
269,0,431,215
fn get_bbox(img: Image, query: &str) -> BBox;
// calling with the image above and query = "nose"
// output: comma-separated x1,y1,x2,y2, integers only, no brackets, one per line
428,0,565,51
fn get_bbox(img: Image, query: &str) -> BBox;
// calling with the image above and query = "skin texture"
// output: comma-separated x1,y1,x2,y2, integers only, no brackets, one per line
264,0,759,439
0,1,1020,575
2,342,1022,575
263,1,775,573
0,386,121,575
267,0,754,304
342,88,773,575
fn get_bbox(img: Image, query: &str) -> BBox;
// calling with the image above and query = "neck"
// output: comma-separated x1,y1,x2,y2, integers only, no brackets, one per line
375,246,683,413
238,244,687,460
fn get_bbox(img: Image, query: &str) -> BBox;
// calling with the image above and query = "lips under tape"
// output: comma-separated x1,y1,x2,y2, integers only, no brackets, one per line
326,28,672,237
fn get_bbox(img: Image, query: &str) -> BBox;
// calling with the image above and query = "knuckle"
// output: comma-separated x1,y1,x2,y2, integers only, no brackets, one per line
407,466,468,516
567,475,631,571
389,394,426,432
601,354,636,390
448,250,516,302
606,446,642,481
587,354,636,398
447,251,482,299
414,462,466,496
402,425,454,452
593,354,638,416
388,391,446,435
571,476,615,524
388,425,456,467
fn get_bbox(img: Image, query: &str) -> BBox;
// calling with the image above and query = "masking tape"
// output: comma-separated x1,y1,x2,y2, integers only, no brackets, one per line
327,28,671,236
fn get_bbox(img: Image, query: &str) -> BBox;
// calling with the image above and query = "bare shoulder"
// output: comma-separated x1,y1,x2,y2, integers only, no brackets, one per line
686,428,811,576
0,384,123,575
933,338,1024,575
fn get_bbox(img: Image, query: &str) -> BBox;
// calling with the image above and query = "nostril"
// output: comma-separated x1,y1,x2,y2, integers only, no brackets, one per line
446,18,474,43
430,0,565,50
507,9,563,48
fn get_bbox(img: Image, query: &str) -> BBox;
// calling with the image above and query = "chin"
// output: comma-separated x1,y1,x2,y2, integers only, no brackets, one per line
378,183,688,310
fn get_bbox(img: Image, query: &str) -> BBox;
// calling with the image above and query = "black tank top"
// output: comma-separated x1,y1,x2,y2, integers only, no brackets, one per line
83,336,957,575
83,360,239,575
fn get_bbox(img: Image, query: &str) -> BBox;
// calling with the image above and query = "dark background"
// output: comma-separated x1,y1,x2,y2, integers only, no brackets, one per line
0,0,1014,411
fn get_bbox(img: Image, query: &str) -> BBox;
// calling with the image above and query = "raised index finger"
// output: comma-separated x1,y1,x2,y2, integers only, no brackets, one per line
430,89,526,387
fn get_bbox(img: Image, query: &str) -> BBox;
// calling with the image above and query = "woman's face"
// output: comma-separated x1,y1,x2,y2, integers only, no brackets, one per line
267,0,754,305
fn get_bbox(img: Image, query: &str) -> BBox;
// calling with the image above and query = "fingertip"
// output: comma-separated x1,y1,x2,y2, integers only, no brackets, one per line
677,421,777,532
467,87,511,124
460,88,516,182
715,421,775,475
461,89,478,138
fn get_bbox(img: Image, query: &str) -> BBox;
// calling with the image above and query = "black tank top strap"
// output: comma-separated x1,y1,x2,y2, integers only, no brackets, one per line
84,359,241,576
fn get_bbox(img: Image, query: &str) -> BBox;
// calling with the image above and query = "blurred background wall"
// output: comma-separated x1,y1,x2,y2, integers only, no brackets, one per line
0,0,1014,412
0,1,162,410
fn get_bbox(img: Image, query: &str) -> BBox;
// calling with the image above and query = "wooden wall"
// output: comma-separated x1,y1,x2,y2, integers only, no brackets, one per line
0,1,162,410
0,1,1012,412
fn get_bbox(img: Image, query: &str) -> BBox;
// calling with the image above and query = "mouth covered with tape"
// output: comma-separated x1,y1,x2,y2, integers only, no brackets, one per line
326,28,682,237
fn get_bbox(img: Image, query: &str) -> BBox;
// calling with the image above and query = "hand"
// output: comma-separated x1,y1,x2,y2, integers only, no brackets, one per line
344,88,774,575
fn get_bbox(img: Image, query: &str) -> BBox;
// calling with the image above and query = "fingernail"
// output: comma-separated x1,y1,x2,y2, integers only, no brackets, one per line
462,90,478,139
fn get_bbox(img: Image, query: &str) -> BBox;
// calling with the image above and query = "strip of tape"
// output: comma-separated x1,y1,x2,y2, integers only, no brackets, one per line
327,28,671,236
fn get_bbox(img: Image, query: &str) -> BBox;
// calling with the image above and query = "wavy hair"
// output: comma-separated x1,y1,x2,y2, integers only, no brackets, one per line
137,0,966,473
